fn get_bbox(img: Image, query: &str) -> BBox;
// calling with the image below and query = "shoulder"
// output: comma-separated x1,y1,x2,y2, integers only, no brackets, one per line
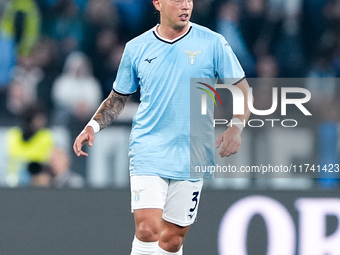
191,23,225,41
6,127,22,140
125,27,155,51
35,129,54,140
7,126,21,134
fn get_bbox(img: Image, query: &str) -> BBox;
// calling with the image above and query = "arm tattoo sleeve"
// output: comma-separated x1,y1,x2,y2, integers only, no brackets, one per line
93,91,129,130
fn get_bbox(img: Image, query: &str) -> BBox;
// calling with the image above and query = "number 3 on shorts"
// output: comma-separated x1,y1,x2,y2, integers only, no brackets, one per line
189,191,200,212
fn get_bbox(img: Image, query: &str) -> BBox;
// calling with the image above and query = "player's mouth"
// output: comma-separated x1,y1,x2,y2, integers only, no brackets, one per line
179,14,189,21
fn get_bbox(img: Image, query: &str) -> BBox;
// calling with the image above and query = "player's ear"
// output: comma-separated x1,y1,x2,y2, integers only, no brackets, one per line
153,0,161,12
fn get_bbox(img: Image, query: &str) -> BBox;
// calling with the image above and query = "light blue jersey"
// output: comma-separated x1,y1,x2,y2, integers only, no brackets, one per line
113,23,244,180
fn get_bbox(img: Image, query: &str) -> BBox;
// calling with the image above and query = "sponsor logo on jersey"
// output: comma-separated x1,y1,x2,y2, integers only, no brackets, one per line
144,57,157,63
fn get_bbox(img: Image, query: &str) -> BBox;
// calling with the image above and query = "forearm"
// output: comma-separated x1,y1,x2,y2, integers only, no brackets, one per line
88,90,129,131
227,79,252,132
216,79,251,157
233,79,252,123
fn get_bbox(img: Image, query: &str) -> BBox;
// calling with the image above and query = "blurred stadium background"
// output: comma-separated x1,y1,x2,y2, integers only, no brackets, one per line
0,0,339,254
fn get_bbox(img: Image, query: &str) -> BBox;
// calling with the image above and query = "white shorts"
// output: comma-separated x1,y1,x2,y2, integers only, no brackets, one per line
130,175,203,227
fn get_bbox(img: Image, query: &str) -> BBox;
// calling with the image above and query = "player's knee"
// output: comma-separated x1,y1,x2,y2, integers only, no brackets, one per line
170,235,184,251
136,222,160,242
161,235,184,252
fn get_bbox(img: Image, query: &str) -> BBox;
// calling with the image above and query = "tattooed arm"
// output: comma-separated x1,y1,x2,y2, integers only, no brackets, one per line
94,90,128,130
73,91,129,157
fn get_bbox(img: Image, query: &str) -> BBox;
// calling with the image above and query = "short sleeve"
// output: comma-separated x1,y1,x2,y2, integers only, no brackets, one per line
113,46,139,95
214,36,245,85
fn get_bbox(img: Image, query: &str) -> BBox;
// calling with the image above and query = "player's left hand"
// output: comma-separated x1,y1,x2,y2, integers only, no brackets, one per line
73,126,95,157
216,126,241,157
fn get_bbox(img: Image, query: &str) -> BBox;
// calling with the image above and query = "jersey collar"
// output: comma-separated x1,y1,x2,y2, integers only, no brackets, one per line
153,23,192,44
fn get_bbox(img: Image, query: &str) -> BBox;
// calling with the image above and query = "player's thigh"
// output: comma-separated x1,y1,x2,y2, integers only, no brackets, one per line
161,218,190,238
130,175,169,240
130,175,168,211
163,179,203,227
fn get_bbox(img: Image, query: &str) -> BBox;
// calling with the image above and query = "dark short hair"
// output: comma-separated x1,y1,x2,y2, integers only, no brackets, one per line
27,162,43,176
28,162,53,177
22,104,46,125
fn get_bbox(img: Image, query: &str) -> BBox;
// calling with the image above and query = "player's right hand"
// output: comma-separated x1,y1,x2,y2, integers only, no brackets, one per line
73,126,95,157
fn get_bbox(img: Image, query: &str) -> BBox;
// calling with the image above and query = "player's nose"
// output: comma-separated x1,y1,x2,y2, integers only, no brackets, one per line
181,0,191,9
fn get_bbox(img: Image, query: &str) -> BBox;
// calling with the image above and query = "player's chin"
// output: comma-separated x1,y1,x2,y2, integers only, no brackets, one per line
174,21,189,30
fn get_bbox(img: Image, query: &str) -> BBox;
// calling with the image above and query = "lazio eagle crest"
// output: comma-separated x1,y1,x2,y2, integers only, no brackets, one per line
184,51,202,65
132,189,145,202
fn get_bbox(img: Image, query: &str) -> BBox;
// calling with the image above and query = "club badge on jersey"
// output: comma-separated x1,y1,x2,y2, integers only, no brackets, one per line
184,51,202,65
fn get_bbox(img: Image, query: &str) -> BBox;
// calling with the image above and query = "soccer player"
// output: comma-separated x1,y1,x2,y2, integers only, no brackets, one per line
73,0,251,254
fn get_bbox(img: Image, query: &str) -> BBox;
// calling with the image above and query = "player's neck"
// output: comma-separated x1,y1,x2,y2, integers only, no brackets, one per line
157,23,191,41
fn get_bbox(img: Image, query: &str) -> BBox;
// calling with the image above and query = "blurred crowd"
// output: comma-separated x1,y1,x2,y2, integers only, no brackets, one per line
0,0,339,188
